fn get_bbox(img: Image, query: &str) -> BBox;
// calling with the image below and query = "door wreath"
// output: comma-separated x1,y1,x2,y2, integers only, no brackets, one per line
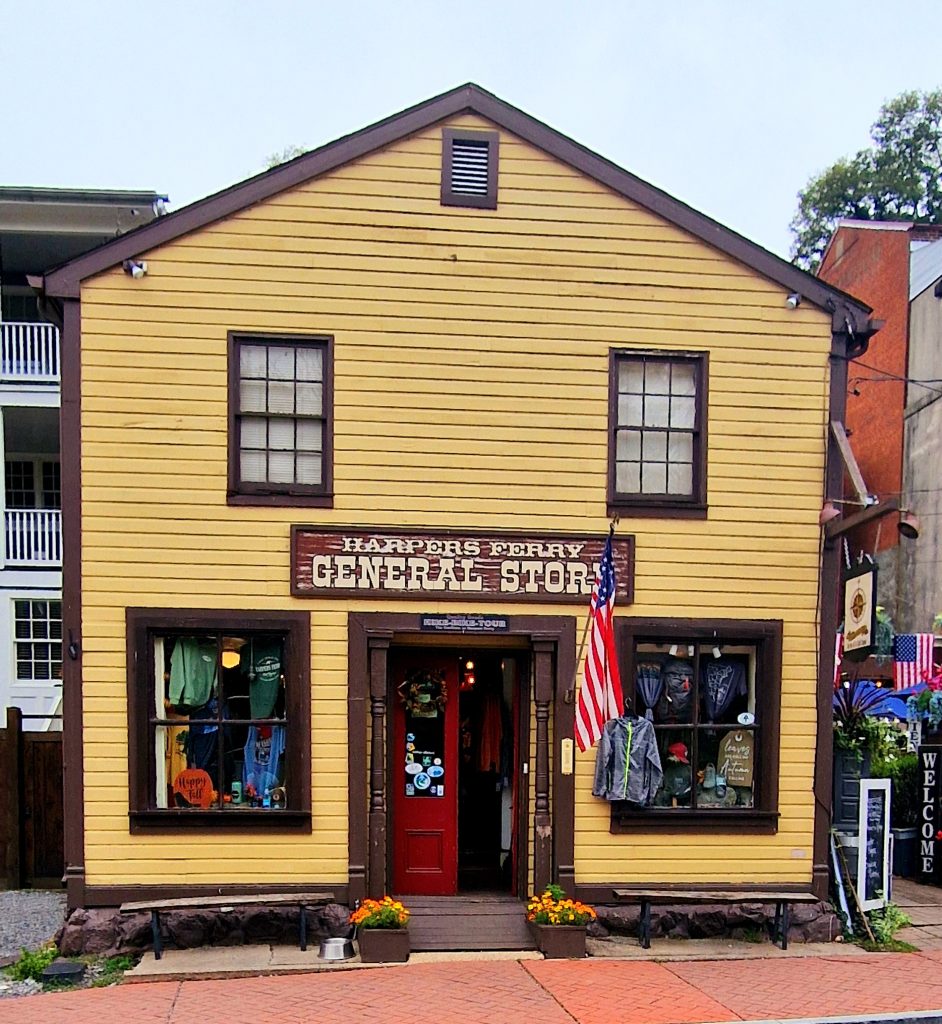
398,668,448,716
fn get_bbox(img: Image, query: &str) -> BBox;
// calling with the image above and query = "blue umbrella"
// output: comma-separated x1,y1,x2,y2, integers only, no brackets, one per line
849,680,910,720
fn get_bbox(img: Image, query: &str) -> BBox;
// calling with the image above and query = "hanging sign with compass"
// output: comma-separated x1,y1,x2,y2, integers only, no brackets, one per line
842,561,878,661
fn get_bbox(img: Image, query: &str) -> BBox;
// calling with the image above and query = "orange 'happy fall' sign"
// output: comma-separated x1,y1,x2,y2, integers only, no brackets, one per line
173,768,214,808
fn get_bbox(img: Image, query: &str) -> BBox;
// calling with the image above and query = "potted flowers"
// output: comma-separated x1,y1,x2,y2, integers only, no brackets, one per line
526,884,596,958
350,896,410,963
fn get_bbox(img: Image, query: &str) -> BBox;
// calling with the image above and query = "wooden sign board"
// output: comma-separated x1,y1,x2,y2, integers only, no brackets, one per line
718,730,754,787
291,527,634,604
857,778,891,911
842,562,877,661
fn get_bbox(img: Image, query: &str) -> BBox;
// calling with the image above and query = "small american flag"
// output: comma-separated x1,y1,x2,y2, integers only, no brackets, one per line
833,632,844,689
893,633,936,689
575,533,624,752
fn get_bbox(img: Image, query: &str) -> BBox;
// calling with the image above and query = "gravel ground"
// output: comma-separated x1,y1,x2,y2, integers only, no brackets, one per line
0,889,67,959
0,889,67,997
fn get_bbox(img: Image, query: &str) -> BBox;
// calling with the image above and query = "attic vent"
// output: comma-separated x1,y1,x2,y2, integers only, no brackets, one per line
441,128,499,210
450,139,490,196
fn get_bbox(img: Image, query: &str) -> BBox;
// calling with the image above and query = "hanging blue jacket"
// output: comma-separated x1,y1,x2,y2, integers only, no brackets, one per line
592,715,663,805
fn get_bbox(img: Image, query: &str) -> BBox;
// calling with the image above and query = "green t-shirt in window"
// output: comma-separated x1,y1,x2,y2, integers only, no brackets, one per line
169,638,218,708
250,640,282,719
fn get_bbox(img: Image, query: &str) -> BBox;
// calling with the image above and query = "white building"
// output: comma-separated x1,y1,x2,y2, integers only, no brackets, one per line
0,187,166,729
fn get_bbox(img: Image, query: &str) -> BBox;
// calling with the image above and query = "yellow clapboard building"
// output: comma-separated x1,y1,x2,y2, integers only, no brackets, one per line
41,85,875,941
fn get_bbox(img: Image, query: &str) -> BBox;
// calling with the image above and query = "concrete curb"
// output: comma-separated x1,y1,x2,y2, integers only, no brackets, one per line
703,1013,942,1024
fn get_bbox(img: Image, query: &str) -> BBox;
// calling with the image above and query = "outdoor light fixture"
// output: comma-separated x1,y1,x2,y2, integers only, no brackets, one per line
122,259,148,279
819,501,841,526
898,510,921,540
785,292,802,309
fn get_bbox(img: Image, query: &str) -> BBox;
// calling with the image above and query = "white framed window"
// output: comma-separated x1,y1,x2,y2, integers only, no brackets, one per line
14,599,63,683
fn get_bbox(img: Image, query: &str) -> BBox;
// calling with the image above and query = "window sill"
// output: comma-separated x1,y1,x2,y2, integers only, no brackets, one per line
227,492,334,508
610,809,778,834
440,193,498,210
607,501,707,520
129,809,312,834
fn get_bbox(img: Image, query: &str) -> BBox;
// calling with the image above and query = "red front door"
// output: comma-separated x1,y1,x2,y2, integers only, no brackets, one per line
391,649,459,895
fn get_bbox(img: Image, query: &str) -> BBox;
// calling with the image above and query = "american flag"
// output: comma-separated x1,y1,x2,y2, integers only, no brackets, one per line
893,633,936,689
575,533,624,752
834,631,844,689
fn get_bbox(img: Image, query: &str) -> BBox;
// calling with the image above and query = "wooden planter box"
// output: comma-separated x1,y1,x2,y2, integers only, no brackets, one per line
529,923,587,959
357,927,410,963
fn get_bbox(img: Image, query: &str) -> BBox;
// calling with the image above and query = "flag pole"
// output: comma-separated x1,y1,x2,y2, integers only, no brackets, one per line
567,516,618,704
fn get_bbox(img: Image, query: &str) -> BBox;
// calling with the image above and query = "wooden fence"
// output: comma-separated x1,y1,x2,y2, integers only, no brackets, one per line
0,707,64,889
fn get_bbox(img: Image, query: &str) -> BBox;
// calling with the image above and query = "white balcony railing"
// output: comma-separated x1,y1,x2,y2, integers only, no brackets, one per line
0,322,60,382
5,509,62,566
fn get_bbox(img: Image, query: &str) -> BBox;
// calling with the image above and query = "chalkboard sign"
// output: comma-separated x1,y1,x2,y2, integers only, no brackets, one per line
857,779,891,912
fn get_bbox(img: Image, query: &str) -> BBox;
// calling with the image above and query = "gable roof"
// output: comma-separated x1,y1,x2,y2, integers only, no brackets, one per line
42,83,872,333
911,236,942,301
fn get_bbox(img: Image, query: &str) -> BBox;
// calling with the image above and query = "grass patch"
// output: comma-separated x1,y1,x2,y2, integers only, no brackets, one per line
2,947,139,992
856,938,918,953
89,954,136,988
4,944,57,982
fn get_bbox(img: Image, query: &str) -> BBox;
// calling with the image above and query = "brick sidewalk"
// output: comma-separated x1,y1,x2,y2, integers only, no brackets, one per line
4,951,942,1024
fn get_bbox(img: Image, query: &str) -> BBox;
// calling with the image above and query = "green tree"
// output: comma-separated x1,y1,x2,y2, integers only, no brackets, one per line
265,145,308,169
791,89,942,269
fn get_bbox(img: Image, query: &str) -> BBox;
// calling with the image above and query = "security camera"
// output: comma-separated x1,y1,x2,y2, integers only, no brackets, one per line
785,293,802,309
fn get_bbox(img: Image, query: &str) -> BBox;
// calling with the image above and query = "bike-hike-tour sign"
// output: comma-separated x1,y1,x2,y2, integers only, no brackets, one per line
291,527,634,604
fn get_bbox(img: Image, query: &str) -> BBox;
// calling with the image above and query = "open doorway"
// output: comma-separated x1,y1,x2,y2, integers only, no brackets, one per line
457,651,525,893
389,646,528,897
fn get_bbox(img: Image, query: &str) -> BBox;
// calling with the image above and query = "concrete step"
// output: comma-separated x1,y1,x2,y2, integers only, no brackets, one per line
404,896,536,951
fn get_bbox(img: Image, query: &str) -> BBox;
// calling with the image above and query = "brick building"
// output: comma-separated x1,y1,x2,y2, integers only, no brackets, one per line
818,220,942,627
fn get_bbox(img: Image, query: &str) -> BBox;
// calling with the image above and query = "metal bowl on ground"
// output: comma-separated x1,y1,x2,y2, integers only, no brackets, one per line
318,937,355,960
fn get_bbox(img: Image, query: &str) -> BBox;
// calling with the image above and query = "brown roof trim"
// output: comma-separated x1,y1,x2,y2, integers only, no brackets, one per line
41,83,872,330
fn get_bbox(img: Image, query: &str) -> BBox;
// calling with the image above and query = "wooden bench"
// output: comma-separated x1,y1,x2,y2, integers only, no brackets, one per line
119,891,335,960
612,889,819,951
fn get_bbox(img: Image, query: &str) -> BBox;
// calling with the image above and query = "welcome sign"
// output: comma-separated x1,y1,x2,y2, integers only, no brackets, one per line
291,527,634,604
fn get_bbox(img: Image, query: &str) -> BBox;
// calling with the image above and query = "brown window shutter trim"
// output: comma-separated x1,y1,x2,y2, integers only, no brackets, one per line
441,128,499,209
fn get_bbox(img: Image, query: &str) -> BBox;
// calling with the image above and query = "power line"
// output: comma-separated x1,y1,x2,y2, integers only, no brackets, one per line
846,358,942,399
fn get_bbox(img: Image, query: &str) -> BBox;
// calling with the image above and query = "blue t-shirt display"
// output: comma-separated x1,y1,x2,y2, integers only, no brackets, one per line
243,725,286,800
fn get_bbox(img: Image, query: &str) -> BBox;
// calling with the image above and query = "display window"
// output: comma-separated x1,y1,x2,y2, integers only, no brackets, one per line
126,609,311,830
612,618,782,831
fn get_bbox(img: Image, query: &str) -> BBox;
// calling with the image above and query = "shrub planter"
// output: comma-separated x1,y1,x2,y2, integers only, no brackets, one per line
357,927,409,963
529,923,587,958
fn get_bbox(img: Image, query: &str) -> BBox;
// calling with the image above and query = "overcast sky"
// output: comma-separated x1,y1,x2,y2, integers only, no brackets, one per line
3,0,939,260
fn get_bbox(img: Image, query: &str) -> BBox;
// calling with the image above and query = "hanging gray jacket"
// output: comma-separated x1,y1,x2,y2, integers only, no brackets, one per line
592,716,663,805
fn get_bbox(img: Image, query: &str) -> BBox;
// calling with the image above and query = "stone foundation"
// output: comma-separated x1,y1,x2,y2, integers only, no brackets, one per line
57,898,841,955
56,903,352,957
591,900,841,944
